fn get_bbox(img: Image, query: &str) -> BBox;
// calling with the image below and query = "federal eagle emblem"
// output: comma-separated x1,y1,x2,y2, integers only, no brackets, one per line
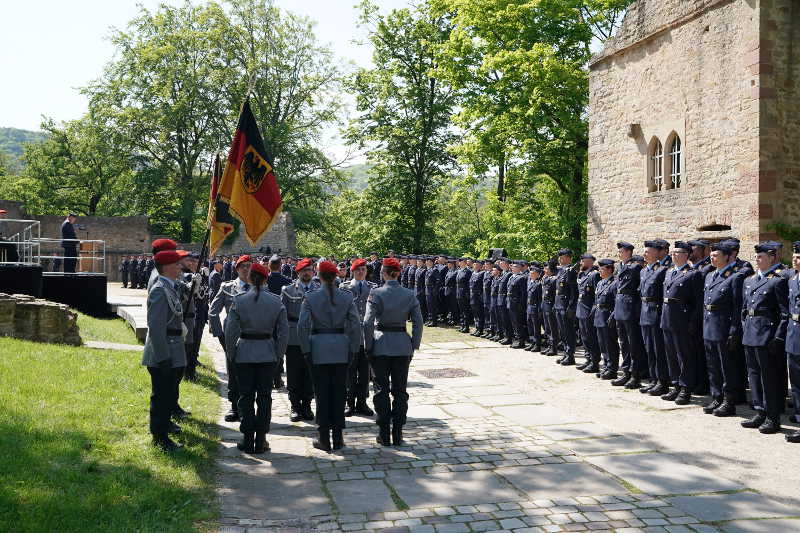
240,147,272,194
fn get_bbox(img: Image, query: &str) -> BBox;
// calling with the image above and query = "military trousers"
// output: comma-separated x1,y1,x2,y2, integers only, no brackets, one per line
121,273,128,288
425,292,439,323
484,301,493,333
543,308,559,350
236,362,276,434
310,363,348,430
704,339,742,399
445,293,459,323
691,328,710,394
508,304,527,343
662,327,694,390
554,309,576,356
286,345,314,408
347,346,371,403
788,351,800,419
369,355,411,428
148,365,179,436
526,308,542,346
224,342,240,408
63,245,77,273
578,317,600,363
471,300,485,331
641,324,669,384
596,325,620,372
458,296,472,328
744,345,785,419
617,319,646,376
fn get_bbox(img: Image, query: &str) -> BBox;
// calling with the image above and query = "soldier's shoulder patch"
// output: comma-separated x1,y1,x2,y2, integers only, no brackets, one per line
724,270,731,278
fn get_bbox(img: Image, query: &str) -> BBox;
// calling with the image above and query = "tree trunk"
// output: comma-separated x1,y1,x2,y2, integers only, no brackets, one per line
497,152,506,202
570,156,585,247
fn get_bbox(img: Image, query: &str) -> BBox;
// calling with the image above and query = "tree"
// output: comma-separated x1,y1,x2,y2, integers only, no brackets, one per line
346,1,458,253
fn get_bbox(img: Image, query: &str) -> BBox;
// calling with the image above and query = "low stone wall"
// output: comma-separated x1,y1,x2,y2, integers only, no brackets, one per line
0,293,81,346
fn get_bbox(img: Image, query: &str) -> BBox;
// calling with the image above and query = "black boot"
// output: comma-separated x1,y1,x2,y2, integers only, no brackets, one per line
703,397,722,414
356,399,374,416
392,424,404,446
313,429,332,452
377,425,391,446
661,387,680,401
237,432,255,453
153,433,183,452
332,428,344,450
741,412,767,428
611,372,629,386
758,417,781,434
713,396,736,417
302,401,315,421
290,406,303,422
624,375,642,389
577,360,591,371
675,388,692,405
582,362,600,374
648,382,669,396
253,432,269,454
224,408,240,422
560,356,576,366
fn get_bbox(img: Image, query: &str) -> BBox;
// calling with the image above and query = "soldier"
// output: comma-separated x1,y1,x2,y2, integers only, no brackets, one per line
223,256,233,281
184,252,208,384
481,260,495,338
368,252,382,285
129,255,139,289
723,238,755,403
281,258,320,422
688,239,714,396
209,255,253,422
554,249,578,365
424,256,443,327
209,260,223,302
701,242,745,417
224,262,289,454
496,258,513,345
399,256,409,288
142,250,187,451
506,261,528,349
469,259,486,337
120,256,130,288
340,258,376,417
576,254,601,373
138,256,148,289
456,258,473,333
146,255,156,286
541,261,560,355
414,256,428,323
786,241,800,443
612,242,647,388
638,240,672,396
406,256,417,294
525,263,543,351
298,260,361,452
660,241,701,405
593,259,619,379
740,241,789,434
443,258,458,325
363,257,424,446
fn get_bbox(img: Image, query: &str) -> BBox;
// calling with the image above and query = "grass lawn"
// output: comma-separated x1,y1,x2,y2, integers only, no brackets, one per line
0,318,220,532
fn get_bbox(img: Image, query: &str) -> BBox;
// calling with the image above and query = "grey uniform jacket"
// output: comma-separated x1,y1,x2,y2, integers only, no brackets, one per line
297,287,361,365
363,280,424,357
340,279,376,347
208,279,249,338
224,288,289,364
281,280,321,346
142,277,187,368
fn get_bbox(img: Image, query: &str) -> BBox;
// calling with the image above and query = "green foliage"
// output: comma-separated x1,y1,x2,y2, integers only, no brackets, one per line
767,222,800,244
0,127,47,162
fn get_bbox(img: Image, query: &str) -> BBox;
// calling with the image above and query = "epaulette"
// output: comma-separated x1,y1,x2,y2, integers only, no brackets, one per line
724,270,731,278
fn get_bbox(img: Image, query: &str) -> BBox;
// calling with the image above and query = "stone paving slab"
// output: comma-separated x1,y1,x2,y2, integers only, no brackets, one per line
475,394,541,407
587,453,744,495
536,423,620,441
386,469,525,508
440,403,493,418
564,435,658,455
463,385,525,397
220,473,331,519
430,341,474,350
441,377,494,388
496,463,629,499
327,479,398,513
217,455,316,475
407,404,452,420
721,518,800,532
667,491,800,522
493,404,589,427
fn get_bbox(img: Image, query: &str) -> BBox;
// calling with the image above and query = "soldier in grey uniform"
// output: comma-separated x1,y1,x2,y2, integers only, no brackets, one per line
339,258,377,417
298,261,361,452
224,262,289,454
281,258,320,422
363,258,424,446
209,255,253,422
142,250,188,452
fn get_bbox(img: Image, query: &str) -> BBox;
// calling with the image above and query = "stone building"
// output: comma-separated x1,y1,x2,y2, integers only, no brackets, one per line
587,0,799,258
215,211,296,256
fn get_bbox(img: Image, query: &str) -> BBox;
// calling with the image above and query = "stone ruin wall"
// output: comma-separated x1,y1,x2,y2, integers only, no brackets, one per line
0,293,82,346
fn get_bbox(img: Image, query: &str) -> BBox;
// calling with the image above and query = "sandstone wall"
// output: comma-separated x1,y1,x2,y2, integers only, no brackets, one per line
0,293,81,346
216,211,296,256
587,0,762,258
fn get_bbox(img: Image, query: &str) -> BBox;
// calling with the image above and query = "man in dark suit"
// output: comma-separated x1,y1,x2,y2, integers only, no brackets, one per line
61,213,78,273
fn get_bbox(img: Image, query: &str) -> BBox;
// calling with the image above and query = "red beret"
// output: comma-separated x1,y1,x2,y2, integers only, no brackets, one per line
295,258,313,272
154,250,182,265
235,255,252,269
0,209,7,214
249,263,267,277
383,258,401,271
318,260,338,275
350,258,367,272
151,238,177,253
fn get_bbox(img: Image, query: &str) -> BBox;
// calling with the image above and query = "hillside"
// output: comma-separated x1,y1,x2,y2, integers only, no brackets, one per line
341,162,373,191
0,127,47,160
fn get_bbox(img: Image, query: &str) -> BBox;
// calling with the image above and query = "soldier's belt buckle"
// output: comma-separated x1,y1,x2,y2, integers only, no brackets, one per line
704,304,713,311
748,309,755,316
792,314,800,322
663,298,669,303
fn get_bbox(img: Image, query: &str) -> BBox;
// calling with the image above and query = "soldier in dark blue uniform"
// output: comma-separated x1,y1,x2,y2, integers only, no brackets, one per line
456,258,473,333
443,259,459,325
266,254,292,295
222,256,233,281
496,259,513,345
723,238,755,403
660,241,701,404
488,263,503,340
414,257,428,323
786,242,800,443
612,242,647,388
740,241,790,434
481,260,495,338
593,259,619,379
576,254,601,373
368,252,382,285
425,256,443,326
639,240,672,396
554,249,578,365
507,261,529,349
701,242,746,417
406,256,417,293
688,239,714,395
120,256,130,288
525,263,543,351
541,261,559,355
469,259,485,336
400,256,410,288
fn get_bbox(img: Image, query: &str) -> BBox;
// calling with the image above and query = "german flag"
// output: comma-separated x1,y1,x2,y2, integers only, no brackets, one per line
211,100,282,253
208,154,235,256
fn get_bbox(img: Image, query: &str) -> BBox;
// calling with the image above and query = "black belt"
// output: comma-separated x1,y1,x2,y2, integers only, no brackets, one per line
167,329,183,336
663,297,683,304
641,297,660,303
704,304,728,311
288,317,298,323
377,325,406,332
240,333,271,340
747,308,774,317
618,289,637,295
313,328,344,334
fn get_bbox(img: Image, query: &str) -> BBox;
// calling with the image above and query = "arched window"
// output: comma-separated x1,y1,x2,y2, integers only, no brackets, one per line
648,138,664,192
668,135,682,189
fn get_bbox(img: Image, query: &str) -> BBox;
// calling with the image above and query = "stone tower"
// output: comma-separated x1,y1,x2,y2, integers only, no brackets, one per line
587,0,799,258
